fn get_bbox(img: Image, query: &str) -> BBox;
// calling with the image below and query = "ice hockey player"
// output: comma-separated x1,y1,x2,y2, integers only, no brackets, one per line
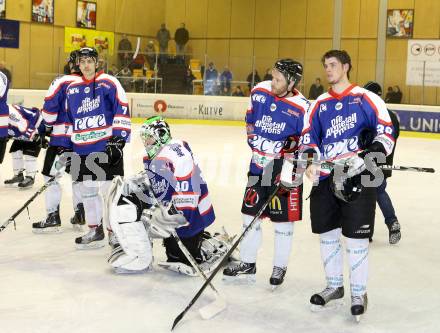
0,71,9,165
32,50,85,234
300,50,395,321
4,104,46,189
363,81,401,245
107,116,230,275
65,47,131,249
222,59,309,288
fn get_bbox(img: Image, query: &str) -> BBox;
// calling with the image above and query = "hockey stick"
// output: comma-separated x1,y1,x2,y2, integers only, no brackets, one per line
171,184,281,330
115,37,141,76
170,230,227,320
0,175,57,233
319,161,435,173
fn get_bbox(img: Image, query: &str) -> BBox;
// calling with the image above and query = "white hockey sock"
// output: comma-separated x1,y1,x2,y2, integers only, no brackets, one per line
11,150,24,174
346,237,369,296
80,180,102,227
44,175,61,214
100,180,112,230
24,154,38,178
273,222,294,268
320,228,344,288
72,181,82,209
239,214,262,264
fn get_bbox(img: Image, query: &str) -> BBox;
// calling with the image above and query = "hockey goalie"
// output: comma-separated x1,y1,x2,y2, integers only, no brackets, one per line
107,116,234,275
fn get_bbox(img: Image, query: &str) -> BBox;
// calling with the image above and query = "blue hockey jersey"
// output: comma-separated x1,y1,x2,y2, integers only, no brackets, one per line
246,81,310,175
0,72,10,138
8,104,43,141
300,84,395,178
42,74,82,148
65,71,131,155
143,139,215,238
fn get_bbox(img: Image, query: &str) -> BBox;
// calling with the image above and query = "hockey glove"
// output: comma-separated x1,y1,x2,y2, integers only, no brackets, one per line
106,136,125,166
141,202,188,239
344,155,366,178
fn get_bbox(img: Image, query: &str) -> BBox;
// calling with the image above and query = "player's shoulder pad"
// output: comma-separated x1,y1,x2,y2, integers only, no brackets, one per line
354,86,387,110
251,80,272,95
96,73,128,103
286,90,310,113
46,74,82,98
160,139,194,179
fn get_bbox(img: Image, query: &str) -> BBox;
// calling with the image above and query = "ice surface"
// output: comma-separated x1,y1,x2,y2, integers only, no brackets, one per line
0,123,439,333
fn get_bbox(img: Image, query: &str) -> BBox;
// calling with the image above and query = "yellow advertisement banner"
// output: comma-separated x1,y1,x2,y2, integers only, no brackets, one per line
64,27,114,55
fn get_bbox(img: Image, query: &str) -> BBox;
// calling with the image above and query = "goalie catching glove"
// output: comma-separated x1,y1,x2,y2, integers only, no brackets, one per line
141,201,189,239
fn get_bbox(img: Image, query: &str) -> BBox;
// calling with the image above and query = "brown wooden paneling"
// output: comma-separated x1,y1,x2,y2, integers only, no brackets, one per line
280,0,307,38
254,0,280,38
5,0,31,22
96,0,116,32
342,0,360,38
230,0,255,38
30,25,55,89
207,0,231,38
357,39,377,86
186,0,208,38
304,39,332,95
229,39,254,81
359,0,379,38
413,0,440,39
306,0,333,38
4,23,31,88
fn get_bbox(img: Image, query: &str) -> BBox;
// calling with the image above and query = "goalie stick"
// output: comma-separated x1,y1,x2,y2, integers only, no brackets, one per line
171,184,281,330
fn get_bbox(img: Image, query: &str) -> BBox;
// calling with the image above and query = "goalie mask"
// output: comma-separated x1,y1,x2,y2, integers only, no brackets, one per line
140,116,172,159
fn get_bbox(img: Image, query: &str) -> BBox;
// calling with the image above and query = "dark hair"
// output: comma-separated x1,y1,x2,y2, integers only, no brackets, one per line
321,49,352,79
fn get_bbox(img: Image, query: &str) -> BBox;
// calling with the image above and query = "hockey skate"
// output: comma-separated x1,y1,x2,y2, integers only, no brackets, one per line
158,261,197,276
270,266,287,290
32,211,62,234
4,172,24,187
310,286,345,312
222,261,256,283
387,220,401,245
70,203,86,231
75,224,105,249
108,230,119,249
351,293,368,322
18,176,35,189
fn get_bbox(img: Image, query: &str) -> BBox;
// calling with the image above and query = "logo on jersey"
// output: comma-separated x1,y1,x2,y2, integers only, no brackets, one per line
320,104,327,112
244,188,259,208
254,115,286,135
252,94,266,104
322,136,359,159
74,114,107,131
269,195,282,213
77,96,101,114
84,87,90,94
74,130,107,143
325,113,357,139
68,87,80,95
335,102,343,110
270,103,277,112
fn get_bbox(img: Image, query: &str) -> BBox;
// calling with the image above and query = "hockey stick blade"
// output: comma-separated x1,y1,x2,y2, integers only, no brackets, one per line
171,185,281,330
198,294,227,320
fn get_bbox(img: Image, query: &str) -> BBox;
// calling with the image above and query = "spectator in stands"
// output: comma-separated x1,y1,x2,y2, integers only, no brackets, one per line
156,23,171,64
117,67,132,92
0,60,12,84
232,85,245,97
263,68,273,81
219,66,233,95
118,34,132,67
145,40,157,70
174,23,189,64
184,67,196,94
385,86,395,103
308,77,324,99
97,58,107,72
204,62,218,95
394,85,402,103
108,64,119,76
247,69,261,90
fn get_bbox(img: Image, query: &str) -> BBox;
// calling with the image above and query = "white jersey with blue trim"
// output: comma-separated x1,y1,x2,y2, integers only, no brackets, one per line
65,71,131,155
246,80,310,175
143,139,215,238
42,74,82,147
0,71,10,138
8,104,43,141
300,84,395,178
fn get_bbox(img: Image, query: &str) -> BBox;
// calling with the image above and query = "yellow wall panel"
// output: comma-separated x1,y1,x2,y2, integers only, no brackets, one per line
384,39,408,103
206,40,230,69
359,0,378,38
388,0,415,9
342,0,360,38
304,39,332,94
230,0,255,38
52,26,67,74
306,0,333,38
187,39,207,61
357,39,377,86
280,0,307,38
413,0,440,38
229,39,254,81
186,0,208,38
30,25,55,89
278,39,306,63
166,0,186,35
254,0,280,38
54,0,76,27
6,0,31,22
340,39,359,82
254,39,279,75
97,0,116,32
4,23,31,88
207,0,231,38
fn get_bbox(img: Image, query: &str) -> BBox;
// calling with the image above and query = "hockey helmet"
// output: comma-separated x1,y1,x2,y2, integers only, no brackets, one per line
330,172,363,203
364,81,382,96
274,58,303,87
140,116,172,159
78,47,98,63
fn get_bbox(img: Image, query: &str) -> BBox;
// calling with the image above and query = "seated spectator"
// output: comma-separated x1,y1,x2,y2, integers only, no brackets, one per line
247,69,261,90
219,66,233,95
118,34,132,67
263,68,272,81
232,85,245,97
308,78,324,99
117,67,133,92
204,62,218,95
184,68,196,94
385,86,395,103
394,85,402,103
